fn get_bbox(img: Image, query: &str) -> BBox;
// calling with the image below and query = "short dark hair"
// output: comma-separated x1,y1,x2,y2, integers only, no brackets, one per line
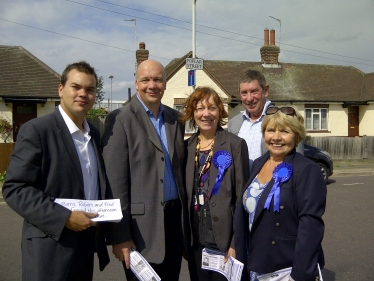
180,86,228,130
239,69,267,90
60,61,98,87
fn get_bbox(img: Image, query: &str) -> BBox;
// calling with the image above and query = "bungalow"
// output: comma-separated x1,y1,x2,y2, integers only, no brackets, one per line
0,45,60,143
161,29,374,137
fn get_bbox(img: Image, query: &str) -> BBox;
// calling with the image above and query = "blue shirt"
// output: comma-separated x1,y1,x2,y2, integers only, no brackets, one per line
137,96,179,201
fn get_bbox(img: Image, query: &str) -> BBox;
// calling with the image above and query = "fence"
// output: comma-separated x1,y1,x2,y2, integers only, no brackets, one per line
305,136,374,159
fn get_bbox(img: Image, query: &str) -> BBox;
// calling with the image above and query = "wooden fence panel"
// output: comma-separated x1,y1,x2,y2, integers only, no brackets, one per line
305,136,374,159
0,143,15,173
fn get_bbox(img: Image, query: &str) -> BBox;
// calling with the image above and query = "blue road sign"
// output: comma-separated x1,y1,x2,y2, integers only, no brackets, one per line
188,70,195,86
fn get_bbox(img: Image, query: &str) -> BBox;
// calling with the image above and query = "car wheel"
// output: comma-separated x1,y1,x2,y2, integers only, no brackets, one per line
317,163,328,182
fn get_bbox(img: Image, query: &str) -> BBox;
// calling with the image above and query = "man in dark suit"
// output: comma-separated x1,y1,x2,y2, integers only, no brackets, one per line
2,61,111,281
102,60,187,281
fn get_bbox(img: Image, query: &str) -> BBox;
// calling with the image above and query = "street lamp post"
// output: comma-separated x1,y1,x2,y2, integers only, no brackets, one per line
109,75,113,111
124,19,137,73
269,16,281,51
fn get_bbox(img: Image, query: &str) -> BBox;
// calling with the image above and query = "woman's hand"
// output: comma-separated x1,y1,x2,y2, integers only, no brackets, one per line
224,247,236,263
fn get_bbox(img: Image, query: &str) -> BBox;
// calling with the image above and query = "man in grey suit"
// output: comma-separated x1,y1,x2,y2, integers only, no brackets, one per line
102,60,187,281
2,61,112,280
228,69,272,168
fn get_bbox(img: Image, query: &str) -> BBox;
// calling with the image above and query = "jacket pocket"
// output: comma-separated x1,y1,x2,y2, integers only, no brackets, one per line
131,203,145,215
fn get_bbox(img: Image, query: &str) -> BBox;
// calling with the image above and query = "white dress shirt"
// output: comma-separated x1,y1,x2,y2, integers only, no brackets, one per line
58,106,99,200
238,100,272,167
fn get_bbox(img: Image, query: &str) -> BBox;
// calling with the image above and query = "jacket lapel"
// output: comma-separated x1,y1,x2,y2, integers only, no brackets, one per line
186,134,198,197
54,109,84,194
131,97,163,152
209,128,226,197
163,107,177,160
89,126,106,200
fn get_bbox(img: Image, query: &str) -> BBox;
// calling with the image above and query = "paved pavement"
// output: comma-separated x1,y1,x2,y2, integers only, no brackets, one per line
331,159,374,177
0,159,373,281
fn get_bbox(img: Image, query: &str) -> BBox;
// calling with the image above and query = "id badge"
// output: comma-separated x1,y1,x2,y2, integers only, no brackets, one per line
194,194,204,205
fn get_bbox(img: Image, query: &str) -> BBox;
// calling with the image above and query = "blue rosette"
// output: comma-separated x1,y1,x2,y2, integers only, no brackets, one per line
211,150,232,195
264,162,293,212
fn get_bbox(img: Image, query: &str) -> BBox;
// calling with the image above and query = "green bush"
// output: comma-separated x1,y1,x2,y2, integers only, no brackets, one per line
85,107,108,119
0,171,6,183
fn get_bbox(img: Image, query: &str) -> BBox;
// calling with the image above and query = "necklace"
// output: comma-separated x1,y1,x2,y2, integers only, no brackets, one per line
199,136,216,150
195,136,215,176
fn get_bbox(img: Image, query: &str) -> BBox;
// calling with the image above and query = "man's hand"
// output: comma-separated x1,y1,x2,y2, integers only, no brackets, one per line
65,211,97,231
224,247,236,263
112,240,136,269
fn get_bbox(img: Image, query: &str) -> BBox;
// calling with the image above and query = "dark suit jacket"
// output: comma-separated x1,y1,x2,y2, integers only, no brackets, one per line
234,149,326,281
185,127,249,253
102,97,188,264
2,109,111,281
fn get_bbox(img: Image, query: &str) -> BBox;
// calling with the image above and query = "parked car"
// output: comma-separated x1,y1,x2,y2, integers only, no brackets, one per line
304,144,333,182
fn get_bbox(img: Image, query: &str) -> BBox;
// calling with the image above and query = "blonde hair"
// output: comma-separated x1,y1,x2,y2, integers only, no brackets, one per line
261,106,306,146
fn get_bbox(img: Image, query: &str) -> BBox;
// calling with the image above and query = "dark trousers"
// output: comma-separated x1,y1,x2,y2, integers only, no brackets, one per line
66,226,96,281
187,245,227,281
123,200,184,281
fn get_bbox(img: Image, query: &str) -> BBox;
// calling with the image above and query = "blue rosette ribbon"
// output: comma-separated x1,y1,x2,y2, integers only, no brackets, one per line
212,150,232,195
264,162,293,212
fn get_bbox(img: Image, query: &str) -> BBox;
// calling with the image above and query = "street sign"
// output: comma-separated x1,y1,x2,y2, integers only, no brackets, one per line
188,70,195,86
186,58,204,70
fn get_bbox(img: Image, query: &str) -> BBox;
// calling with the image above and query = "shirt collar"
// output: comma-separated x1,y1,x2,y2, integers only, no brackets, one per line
136,95,164,118
242,100,272,121
58,105,90,135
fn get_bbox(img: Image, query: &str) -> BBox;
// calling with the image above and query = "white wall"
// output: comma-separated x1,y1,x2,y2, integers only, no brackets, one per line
164,68,231,124
360,103,374,136
37,101,57,117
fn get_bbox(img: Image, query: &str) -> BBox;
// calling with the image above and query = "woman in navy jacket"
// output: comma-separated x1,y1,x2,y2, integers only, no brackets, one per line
234,106,326,281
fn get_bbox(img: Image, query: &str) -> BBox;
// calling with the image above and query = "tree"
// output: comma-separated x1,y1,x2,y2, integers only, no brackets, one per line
96,76,105,105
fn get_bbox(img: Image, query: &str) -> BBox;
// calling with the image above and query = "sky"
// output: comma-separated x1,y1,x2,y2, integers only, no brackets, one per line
2,0,374,102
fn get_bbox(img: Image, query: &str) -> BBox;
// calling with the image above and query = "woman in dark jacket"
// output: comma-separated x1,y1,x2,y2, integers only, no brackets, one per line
234,106,326,281
180,87,249,281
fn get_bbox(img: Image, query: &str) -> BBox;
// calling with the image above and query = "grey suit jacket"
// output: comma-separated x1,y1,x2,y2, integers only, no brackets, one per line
102,97,188,264
185,127,249,253
3,109,111,280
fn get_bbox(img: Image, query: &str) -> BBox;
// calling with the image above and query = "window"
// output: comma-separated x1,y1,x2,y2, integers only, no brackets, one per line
305,108,328,130
174,105,196,134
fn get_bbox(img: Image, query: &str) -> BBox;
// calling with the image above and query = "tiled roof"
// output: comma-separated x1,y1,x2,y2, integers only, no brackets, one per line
0,45,60,98
165,53,374,103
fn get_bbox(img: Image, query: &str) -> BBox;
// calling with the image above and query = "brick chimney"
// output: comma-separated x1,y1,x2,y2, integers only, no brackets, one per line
260,29,280,67
136,42,149,68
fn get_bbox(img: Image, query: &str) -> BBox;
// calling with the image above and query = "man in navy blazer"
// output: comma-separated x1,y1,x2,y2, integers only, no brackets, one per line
3,61,112,281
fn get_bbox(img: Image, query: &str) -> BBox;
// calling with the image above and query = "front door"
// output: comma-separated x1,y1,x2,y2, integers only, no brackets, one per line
12,103,37,141
348,106,359,137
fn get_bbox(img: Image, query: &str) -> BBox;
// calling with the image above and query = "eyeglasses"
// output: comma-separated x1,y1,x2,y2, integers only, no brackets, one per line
266,106,296,116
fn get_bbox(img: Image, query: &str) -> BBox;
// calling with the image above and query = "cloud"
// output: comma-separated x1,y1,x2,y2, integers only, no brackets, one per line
1,0,374,103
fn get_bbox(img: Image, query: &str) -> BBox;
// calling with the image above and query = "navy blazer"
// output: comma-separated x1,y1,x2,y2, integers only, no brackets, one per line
234,149,326,281
3,109,112,280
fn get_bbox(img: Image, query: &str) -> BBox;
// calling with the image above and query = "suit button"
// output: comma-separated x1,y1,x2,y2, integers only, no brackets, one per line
160,179,163,183
161,157,164,161
275,223,280,227
211,202,216,207
315,277,319,281
213,216,219,222
271,241,276,245
280,205,285,210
